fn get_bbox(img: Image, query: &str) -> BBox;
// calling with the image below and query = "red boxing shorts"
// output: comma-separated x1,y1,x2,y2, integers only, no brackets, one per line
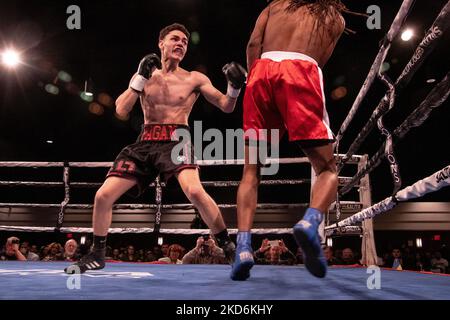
243,51,334,144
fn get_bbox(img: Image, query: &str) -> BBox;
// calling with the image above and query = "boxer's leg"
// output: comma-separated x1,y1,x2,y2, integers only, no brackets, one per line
177,168,235,263
293,142,337,278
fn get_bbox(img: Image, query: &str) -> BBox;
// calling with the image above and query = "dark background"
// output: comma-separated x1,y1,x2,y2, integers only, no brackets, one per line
0,0,449,206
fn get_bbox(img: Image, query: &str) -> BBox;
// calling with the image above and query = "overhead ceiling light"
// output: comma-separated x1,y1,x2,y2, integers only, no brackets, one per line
401,29,413,41
1,49,21,68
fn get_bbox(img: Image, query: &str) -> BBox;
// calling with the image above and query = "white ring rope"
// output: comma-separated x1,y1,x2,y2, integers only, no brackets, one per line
326,165,450,230
0,177,357,188
0,226,294,235
0,155,362,168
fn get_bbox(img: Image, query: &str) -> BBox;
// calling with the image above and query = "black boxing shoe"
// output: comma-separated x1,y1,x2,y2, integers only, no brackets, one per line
64,249,105,274
221,241,236,265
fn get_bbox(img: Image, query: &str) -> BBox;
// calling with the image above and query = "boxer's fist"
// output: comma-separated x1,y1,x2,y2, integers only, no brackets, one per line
222,62,247,89
129,54,161,92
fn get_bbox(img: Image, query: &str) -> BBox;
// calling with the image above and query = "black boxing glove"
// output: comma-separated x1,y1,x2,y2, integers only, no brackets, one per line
222,62,247,98
129,53,162,92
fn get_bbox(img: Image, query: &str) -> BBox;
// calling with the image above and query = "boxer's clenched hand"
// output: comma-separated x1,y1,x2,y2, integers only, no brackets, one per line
222,62,247,98
129,53,162,93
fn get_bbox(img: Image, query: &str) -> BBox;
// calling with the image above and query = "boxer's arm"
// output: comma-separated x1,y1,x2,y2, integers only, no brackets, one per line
247,6,269,71
115,74,140,117
195,72,237,114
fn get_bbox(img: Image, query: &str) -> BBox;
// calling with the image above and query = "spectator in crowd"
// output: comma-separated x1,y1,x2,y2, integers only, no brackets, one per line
254,238,271,263
182,235,226,264
161,244,170,258
340,248,357,265
0,237,27,261
19,242,39,261
40,245,50,260
110,248,122,261
144,250,157,262
158,244,184,264
63,239,80,262
42,242,64,261
255,239,295,265
431,251,449,273
384,248,403,270
402,247,416,270
121,245,138,262
152,245,163,260
30,245,39,255
323,246,340,266
137,249,145,262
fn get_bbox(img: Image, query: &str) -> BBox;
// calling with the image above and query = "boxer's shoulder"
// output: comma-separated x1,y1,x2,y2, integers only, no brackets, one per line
190,70,212,86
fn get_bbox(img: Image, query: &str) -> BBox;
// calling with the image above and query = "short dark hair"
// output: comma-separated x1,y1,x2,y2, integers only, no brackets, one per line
159,23,190,40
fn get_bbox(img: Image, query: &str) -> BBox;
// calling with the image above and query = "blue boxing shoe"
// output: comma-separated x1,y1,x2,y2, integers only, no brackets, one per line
293,208,327,278
230,232,254,281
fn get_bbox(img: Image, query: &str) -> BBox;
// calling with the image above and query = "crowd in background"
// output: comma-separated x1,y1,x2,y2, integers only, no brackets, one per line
1,235,449,273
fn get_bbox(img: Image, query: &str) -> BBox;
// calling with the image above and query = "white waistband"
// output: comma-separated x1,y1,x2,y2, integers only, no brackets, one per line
261,51,318,65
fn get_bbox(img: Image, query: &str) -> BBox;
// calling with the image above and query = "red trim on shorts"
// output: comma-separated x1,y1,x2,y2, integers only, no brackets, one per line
106,172,139,183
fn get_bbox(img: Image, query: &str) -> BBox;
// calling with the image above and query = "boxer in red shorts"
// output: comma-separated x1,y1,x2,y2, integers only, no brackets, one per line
231,0,347,280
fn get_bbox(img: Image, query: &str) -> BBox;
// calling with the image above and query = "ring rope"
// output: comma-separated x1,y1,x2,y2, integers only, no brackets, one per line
338,2,450,168
336,0,415,144
0,155,363,169
376,72,402,195
339,71,450,196
0,226,294,235
0,201,362,211
0,177,359,188
326,164,450,230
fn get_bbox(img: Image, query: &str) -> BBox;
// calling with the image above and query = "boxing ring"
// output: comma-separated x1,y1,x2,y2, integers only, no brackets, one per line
1,262,450,300
1,0,450,300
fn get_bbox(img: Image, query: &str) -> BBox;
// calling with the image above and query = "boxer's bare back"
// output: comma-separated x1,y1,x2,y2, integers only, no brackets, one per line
247,0,345,69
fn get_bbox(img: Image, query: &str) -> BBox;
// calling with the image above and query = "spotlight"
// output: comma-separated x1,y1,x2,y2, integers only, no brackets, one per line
45,84,59,95
88,102,104,115
57,70,72,82
326,237,333,247
381,62,390,72
158,236,164,245
84,79,93,96
331,86,347,100
191,31,200,45
401,29,413,41
1,49,21,68
416,238,422,248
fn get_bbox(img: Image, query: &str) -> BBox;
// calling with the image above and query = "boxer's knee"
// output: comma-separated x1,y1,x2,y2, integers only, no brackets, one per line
94,189,115,207
240,165,260,188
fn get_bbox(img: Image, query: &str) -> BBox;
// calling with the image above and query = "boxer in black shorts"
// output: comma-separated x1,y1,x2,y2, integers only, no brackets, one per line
107,124,197,197
65,23,246,274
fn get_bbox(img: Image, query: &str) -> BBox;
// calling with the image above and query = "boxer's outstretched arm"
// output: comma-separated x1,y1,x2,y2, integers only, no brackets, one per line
247,6,269,71
195,72,237,114
115,78,140,117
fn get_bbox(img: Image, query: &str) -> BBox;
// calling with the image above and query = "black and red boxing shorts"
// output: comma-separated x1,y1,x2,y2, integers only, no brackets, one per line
243,51,335,145
106,124,198,196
